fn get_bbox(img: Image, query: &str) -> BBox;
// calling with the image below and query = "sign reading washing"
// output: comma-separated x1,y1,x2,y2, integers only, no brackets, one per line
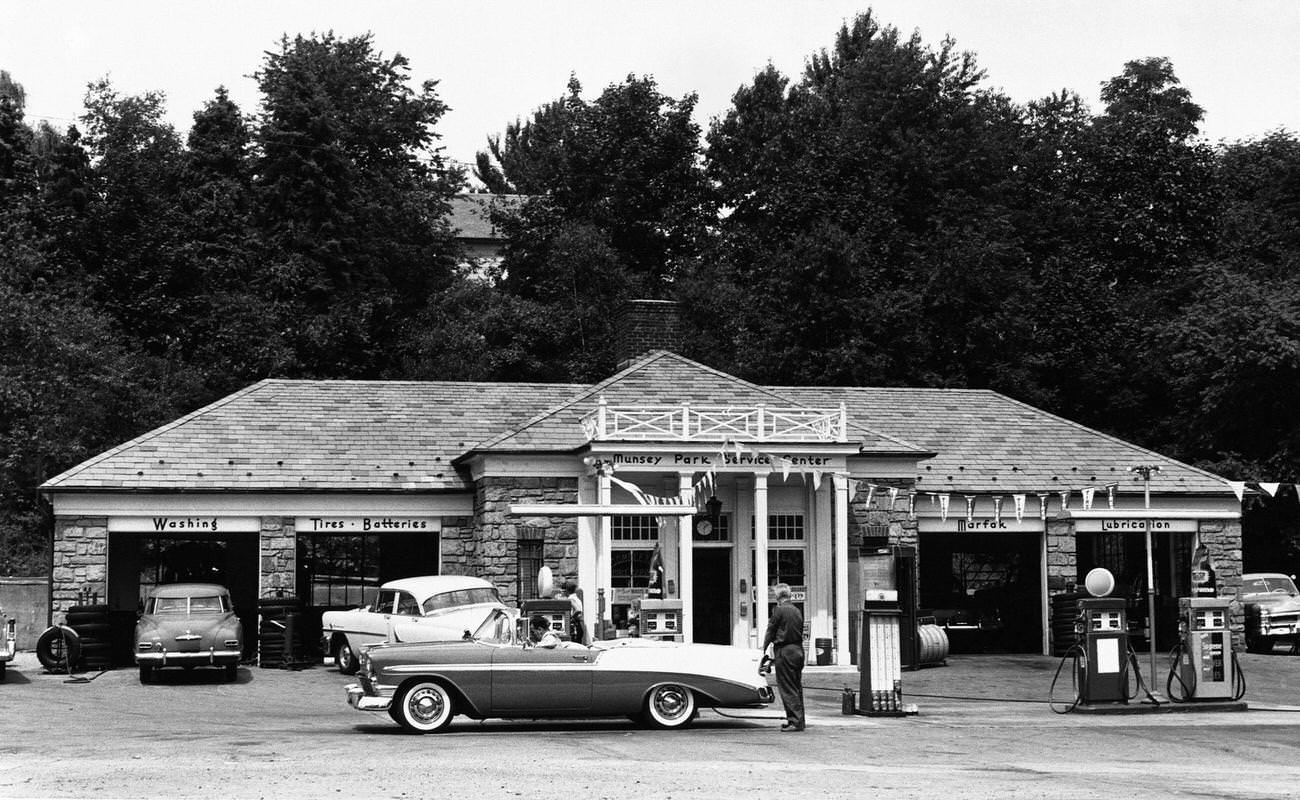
295,517,440,533
109,517,261,533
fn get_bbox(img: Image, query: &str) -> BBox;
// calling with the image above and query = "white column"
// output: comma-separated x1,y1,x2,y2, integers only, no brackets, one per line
577,475,599,624
1039,529,1050,656
597,472,612,640
678,473,695,643
834,473,851,666
754,472,770,647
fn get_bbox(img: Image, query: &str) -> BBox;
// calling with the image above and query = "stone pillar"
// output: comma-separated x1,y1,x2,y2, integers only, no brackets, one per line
51,516,108,617
259,518,295,597
1200,518,1244,649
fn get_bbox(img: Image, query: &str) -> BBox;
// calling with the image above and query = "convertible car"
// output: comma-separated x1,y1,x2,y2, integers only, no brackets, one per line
345,609,774,733
322,575,509,674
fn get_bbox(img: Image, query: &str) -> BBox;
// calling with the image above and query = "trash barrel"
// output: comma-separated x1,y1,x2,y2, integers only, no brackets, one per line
815,637,833,666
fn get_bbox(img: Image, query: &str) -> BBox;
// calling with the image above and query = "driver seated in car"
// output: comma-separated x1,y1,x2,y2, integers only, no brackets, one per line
526,614,562,649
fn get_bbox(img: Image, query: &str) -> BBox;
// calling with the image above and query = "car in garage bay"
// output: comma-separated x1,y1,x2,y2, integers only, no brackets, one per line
134,583,244,683
321,575,509,674
345,608,774,733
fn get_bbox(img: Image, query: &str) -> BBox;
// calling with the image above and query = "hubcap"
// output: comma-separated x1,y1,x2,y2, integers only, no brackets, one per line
409,687,445,724
654,687,686,719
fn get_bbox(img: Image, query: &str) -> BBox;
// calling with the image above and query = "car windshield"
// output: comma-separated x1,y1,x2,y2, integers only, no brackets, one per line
423,587,502,614
1241,576,1299,596
471,610,519,645
150,595,228,614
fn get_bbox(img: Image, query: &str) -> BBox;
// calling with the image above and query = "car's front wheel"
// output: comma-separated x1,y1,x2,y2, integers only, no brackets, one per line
644,683,697,729
393,681,455,733
138,665,153,684
334,638,359,674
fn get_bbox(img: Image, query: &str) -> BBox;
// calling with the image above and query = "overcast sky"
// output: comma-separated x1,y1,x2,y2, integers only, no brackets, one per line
4,0,1297,176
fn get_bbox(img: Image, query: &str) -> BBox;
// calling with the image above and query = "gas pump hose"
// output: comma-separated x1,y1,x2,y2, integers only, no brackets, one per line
1231,650,1247,701
1165,640,1195,703
1125,644,1163,706
1048,643,1086,714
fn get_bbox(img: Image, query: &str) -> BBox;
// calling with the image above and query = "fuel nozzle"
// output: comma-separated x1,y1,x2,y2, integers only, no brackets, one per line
759,654,774,676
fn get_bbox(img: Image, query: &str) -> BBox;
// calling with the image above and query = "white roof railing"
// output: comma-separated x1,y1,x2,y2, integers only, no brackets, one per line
580,397,847,443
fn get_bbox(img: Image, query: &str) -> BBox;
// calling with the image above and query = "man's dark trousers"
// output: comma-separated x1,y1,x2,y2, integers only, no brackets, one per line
775,643,805,728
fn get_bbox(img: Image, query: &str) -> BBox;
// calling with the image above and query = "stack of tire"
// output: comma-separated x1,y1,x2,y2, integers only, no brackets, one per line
257,597,304,668
35,603,113,673
1050,592,1084,656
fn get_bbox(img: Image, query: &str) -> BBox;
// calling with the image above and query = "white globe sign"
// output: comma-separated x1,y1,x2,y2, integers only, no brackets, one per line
1084,567,1116,598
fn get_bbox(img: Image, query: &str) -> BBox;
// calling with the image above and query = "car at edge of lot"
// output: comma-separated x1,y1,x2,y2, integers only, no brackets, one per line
0,605,15,680
134,583,244,683
345,607,774,733
321,575,510,675
1238,572,1300,653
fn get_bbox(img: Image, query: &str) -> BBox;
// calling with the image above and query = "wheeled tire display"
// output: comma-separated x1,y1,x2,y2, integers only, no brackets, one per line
36,626,81,672
393,681,455,733
643,683,697,729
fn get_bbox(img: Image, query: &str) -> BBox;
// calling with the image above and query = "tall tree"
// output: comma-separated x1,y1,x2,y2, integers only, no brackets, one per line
180,87,294,395
691,12,1030,388
252,32,462,377
475,75,711,380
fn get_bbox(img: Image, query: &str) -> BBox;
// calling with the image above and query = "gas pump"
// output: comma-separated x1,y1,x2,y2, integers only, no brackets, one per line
1076,597,1129,704
1167,597,1245,702
1051,568,1160,712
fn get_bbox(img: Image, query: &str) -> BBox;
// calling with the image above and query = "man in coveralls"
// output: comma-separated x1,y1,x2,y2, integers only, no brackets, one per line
762,582,806,731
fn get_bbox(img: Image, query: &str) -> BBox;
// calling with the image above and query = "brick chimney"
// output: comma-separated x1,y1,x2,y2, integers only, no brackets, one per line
615,299,683,368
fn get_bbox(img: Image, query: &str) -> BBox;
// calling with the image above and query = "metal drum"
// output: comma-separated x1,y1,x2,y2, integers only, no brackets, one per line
915,623,949,666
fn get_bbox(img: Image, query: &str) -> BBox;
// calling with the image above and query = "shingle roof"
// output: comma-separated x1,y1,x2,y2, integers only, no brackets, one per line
774,386,1229,495
41,379,585,492
41,352,1232,497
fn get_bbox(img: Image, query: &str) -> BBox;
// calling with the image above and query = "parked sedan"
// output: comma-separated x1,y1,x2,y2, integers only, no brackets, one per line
134,583,244,683
345,609,774,733
1239,572,1300,653
321,575,509,674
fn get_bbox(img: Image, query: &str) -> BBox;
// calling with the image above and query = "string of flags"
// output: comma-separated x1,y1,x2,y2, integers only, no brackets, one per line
596,441,1130,525
1225,481,1300,504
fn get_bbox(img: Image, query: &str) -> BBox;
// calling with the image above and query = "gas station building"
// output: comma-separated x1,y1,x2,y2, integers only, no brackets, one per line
40,301,1241,665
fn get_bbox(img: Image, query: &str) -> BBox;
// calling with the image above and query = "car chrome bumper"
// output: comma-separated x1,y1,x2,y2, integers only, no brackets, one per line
135,649,242,666
346,683,392,712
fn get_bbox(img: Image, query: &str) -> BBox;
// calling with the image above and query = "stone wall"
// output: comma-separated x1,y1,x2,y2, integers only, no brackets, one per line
847,483,918,550
1201,518,1245,648
260,518,294,597
1045,518,1077,593
471,476,579,604
51,516,108,617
